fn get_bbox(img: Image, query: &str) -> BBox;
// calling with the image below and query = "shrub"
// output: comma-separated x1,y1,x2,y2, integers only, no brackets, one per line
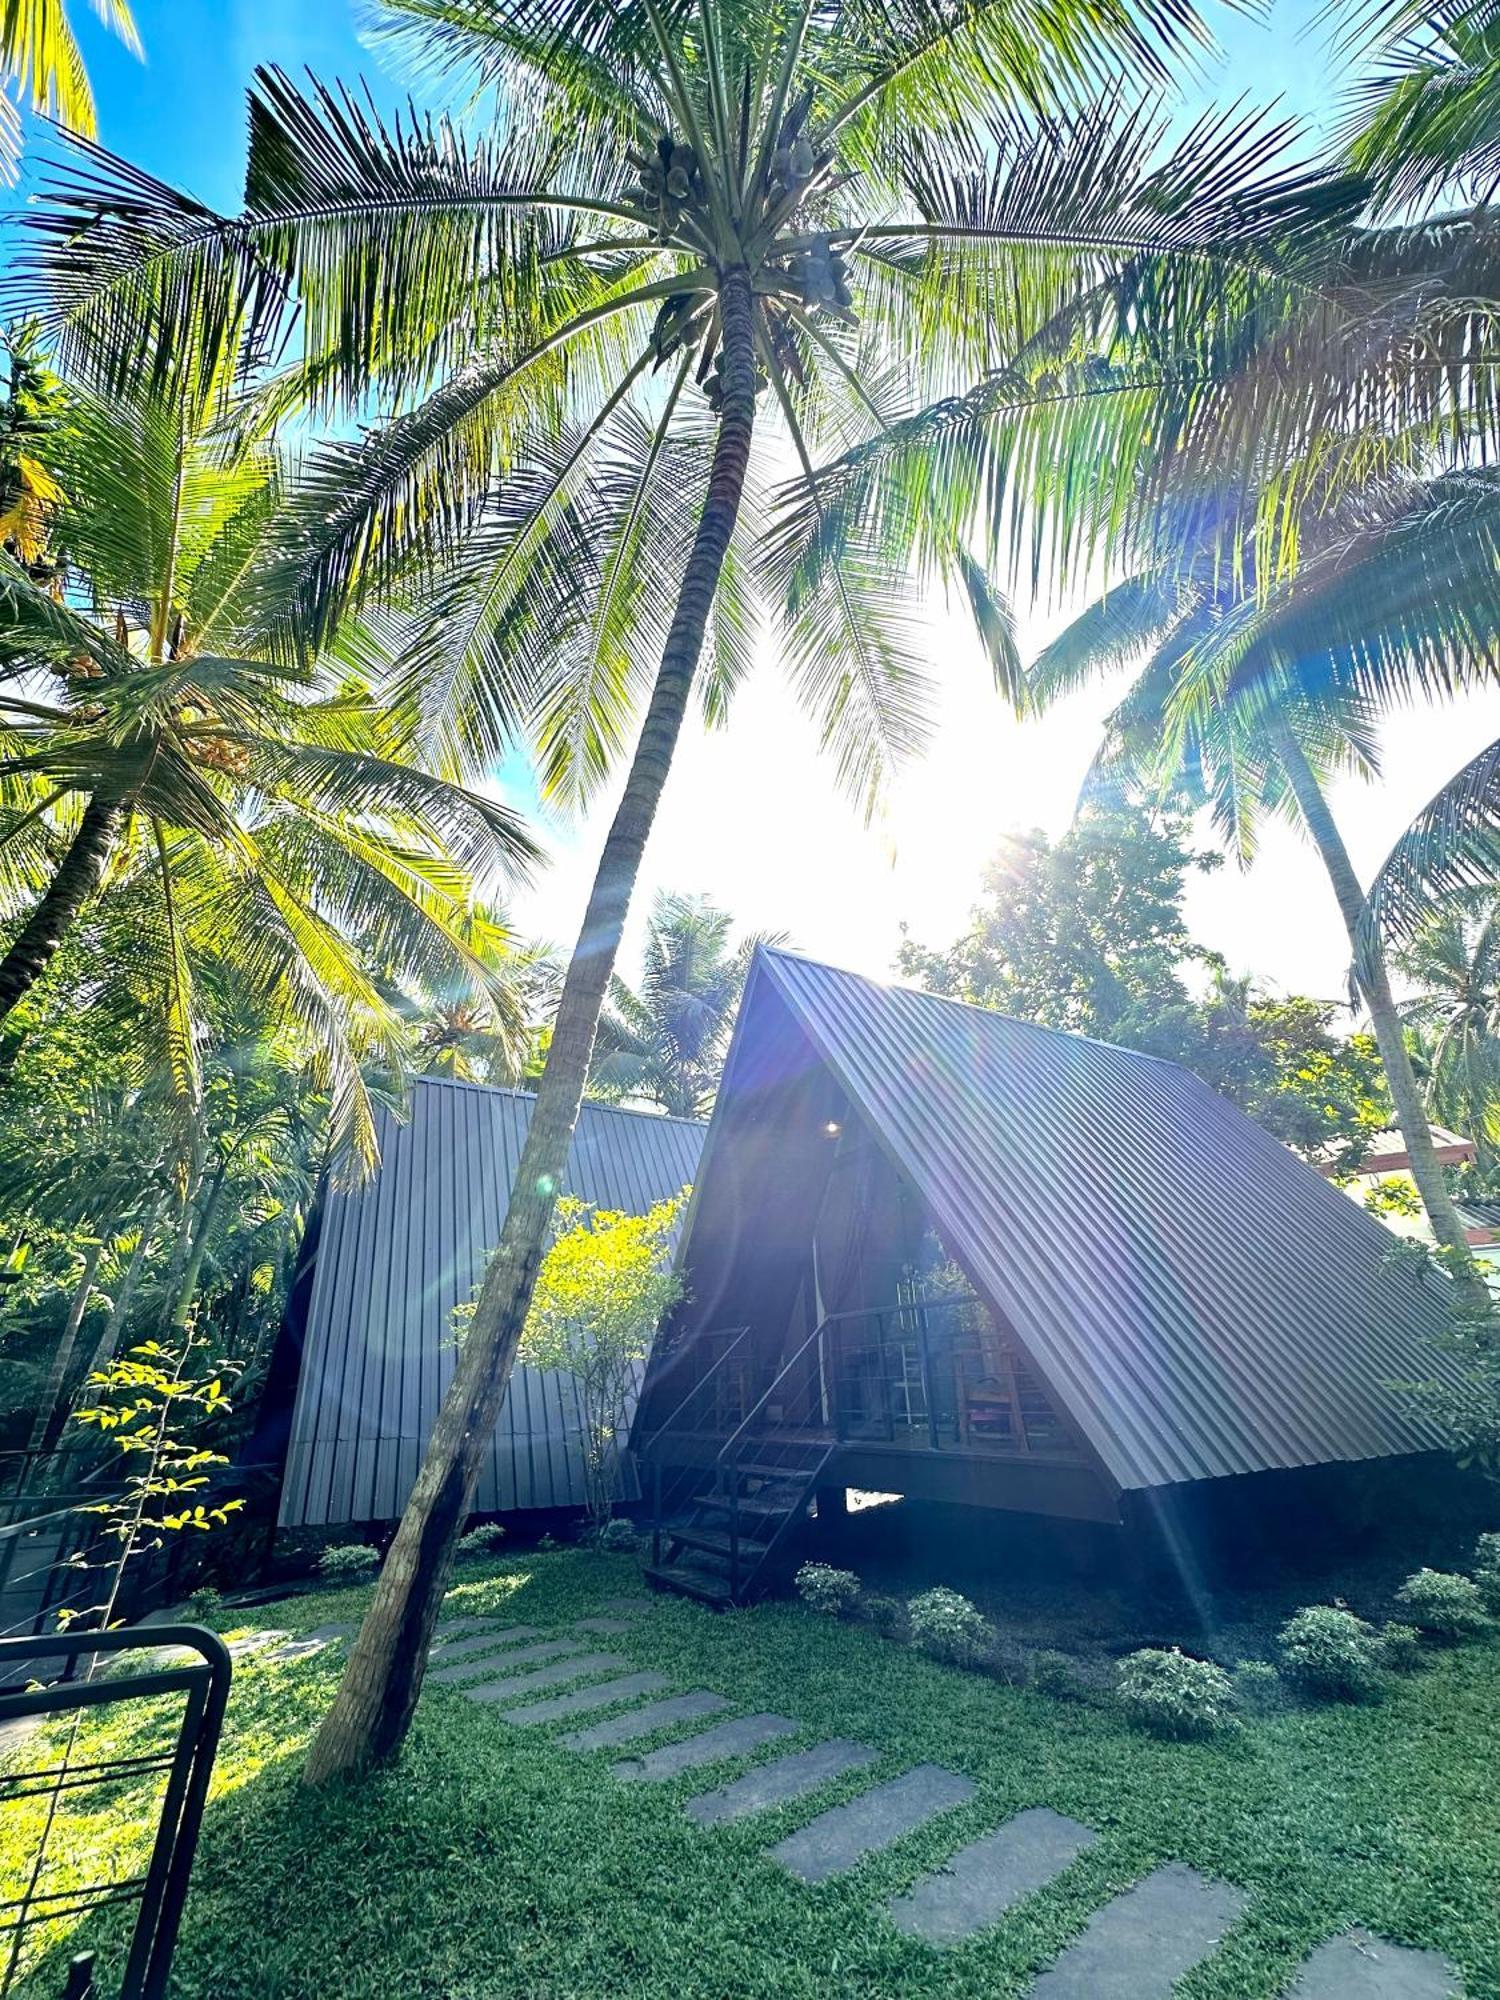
861,1592,907,1639
455,1523,508,1558
1277,1605,1385,1702
1471,1532,1500,1613
537,1532,559,1552
316,1543,379,1583
1115,1648,1237,1739
596,1517,637,1553
1232,1661,1285,1714
795,1563,861,1618
1394,1568,1492,1642
1378,1622,1424,1674
907,1587,994,1667
1030,1649,1085,1701
185,1585,223,1621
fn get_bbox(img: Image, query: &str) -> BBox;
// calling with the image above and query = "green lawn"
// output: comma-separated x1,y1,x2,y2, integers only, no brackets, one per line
6,1550,1499,1999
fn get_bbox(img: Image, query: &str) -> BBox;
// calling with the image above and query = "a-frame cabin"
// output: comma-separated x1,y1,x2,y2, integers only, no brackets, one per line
631,949,1466,1606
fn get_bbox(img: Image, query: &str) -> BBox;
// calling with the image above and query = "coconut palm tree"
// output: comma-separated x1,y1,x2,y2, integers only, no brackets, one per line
1342,0,1500,214
1,0,139,177
0,371,539,1161
1030,465,1500,1304
591,890,768,1116
17,1,1360,1778
1395,897,1500,1166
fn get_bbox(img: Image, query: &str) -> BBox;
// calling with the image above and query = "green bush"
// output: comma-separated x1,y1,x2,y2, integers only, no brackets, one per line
795,1562,861,1617
316,1543,379,1583
861,1592,908,1638
185,1585,223,1621
1277,1605,1385,1702
907,1587,994,1667
455,1523,508,1558
1115,1648,1238,1739
1471,1532,1500,1614
596,1517,637,1553
1030,1648,1085,1701
1394,1568,1492,1642
1232,1660,1285,1714
1378,1622,1424,1674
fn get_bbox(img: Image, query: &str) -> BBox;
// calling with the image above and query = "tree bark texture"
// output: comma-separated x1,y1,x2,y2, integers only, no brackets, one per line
303,267,762,1785
1270,718,1488,1311
0,792,123,1024
29,1238,104,1457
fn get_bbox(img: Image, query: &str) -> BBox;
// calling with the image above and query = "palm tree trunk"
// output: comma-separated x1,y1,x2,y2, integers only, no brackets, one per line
72,1194,164,1409
0,792,122,1024
1270,718,1489,1310
28,1237,104,1457
303,268,761,1786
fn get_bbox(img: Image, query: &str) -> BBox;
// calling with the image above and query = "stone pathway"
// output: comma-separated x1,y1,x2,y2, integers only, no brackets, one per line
614,1713,799,1784
400,1601,1464,1997
768,1764,975,1886
1288,1930,1460,1999
888,1807,1097,1946
686,1738,877,1827
562,1691,731,1752
1027,1862,1246,1999
428,1636,584,1685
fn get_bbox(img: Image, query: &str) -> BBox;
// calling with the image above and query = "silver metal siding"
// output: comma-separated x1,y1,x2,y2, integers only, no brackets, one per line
278,1079,704,1527
760,950,1464,1491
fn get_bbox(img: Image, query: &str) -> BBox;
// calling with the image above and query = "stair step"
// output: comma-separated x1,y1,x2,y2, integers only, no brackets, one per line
665,1525,773,1563
643,1564,734,1607
694,1492,799,1522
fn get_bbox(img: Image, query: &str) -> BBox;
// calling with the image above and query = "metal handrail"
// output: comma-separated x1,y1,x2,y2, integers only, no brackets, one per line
715,1317,829,1471
638,1323,751,1449
0,1624,231,2000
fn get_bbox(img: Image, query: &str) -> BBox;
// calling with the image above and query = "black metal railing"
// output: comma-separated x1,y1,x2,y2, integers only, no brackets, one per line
638,1325,753,1454
819,1293,1077,1455
0,1624,231,2000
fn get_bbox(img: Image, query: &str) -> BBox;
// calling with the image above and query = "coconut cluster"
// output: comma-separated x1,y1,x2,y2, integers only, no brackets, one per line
627,136,704,242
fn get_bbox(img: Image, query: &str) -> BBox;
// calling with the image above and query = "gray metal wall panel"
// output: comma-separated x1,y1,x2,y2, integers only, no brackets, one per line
733,951,1465,1492
279,1080,705,1527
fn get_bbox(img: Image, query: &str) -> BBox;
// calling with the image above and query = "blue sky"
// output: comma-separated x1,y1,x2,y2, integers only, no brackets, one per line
13,1,1494,999
54,0,1342,208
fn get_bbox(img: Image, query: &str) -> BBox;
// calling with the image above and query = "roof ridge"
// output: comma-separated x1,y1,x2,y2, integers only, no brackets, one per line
409,1072,707,1130
757,944,1182,1072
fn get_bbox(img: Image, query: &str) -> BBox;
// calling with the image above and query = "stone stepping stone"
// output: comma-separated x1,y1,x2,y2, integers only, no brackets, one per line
1028,1863,1247,1999
686,1738,878,1828
768,1765,976,1886
428,1638,587,1687
561,1691,732,1752
1287,1928,1460,1998
428,1624,540,1664
227,1630,290,1659
614,1713,799,1784
461,1652,629,1705
888,1807,1098,1946
574,1616,634,1636
502,1671,672,1726
266,1624,352,1662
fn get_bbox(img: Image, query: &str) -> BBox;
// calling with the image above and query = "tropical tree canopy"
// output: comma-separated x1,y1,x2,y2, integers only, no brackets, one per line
0,349,540,1164
591,890,768,1116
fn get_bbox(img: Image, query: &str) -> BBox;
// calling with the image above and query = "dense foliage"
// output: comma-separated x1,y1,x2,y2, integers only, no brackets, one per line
1114,1646,1239,1738
900,808,1389,1168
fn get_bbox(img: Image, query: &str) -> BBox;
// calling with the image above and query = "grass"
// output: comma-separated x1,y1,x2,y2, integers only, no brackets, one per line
4,1548,1499,1998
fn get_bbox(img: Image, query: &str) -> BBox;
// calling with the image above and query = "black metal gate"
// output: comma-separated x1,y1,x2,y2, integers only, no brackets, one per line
0,1625,231,2000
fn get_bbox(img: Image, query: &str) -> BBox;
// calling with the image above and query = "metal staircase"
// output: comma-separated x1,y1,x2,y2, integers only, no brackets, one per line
639,1320,836,1608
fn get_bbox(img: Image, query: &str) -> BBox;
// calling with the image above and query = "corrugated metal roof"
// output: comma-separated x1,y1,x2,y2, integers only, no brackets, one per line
736,948,1465,1492
279,1078,704,1527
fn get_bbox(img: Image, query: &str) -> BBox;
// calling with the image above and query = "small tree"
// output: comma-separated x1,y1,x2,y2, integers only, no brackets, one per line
62,1336,243,1631
517,1193,686,1535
